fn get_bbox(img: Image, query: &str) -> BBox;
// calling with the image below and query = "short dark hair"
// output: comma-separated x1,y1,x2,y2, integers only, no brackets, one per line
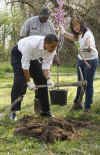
45,34,58,43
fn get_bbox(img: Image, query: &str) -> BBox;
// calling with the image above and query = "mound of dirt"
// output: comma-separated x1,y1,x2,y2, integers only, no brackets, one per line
14,115,92,143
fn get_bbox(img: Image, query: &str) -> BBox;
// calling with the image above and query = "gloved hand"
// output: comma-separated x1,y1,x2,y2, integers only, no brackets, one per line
47,78,55,88
27,81,36,90
60,25,66,35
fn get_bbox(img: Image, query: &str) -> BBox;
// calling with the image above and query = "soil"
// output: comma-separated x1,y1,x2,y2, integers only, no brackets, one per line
14,115,92,143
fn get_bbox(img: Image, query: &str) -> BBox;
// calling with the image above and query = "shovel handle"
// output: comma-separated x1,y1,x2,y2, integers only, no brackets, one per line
36,81,87,89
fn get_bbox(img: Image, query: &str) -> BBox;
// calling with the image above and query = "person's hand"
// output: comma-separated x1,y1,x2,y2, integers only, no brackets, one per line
27,81,36,90
53,55,60,66
60,25,66,35
47,78,55,88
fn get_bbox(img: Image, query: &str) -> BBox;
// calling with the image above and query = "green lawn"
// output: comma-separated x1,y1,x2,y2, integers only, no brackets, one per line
0,62,100,155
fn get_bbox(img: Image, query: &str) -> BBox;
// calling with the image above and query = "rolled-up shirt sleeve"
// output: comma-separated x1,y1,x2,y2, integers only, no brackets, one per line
21,46,33,70
86,36,95,50
84,31,96,51
42,51,56,70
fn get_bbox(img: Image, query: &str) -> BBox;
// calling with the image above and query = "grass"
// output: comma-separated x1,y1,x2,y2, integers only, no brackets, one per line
0,62,100,155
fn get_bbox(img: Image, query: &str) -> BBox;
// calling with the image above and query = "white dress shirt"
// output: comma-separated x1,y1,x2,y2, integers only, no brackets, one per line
78,29,98,60
18,36,56,70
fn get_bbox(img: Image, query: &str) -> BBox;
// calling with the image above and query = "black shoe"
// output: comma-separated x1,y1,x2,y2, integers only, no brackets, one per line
40,111,55,118
10,112,17,121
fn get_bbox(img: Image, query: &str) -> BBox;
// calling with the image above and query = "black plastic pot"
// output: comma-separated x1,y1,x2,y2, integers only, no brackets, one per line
50,89,67,106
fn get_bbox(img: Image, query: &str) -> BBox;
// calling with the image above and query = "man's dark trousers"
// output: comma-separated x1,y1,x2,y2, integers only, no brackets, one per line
11,45,50,113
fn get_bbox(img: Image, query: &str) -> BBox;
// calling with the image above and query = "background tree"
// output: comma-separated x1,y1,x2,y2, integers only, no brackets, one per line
0,0,100,63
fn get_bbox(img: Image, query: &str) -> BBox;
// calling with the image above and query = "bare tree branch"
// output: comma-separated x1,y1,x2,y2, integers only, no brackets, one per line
6,0,34,9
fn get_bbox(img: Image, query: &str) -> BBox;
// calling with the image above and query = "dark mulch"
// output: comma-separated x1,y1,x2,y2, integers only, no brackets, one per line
14,115,92,143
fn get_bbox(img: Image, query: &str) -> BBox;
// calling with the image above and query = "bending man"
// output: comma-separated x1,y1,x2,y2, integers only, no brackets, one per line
10,34,58,120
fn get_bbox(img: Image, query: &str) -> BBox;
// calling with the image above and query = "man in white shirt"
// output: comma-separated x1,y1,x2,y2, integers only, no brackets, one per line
10,34,58,120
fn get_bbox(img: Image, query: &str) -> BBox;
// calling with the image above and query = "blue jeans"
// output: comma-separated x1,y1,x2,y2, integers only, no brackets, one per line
74,58,99,109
